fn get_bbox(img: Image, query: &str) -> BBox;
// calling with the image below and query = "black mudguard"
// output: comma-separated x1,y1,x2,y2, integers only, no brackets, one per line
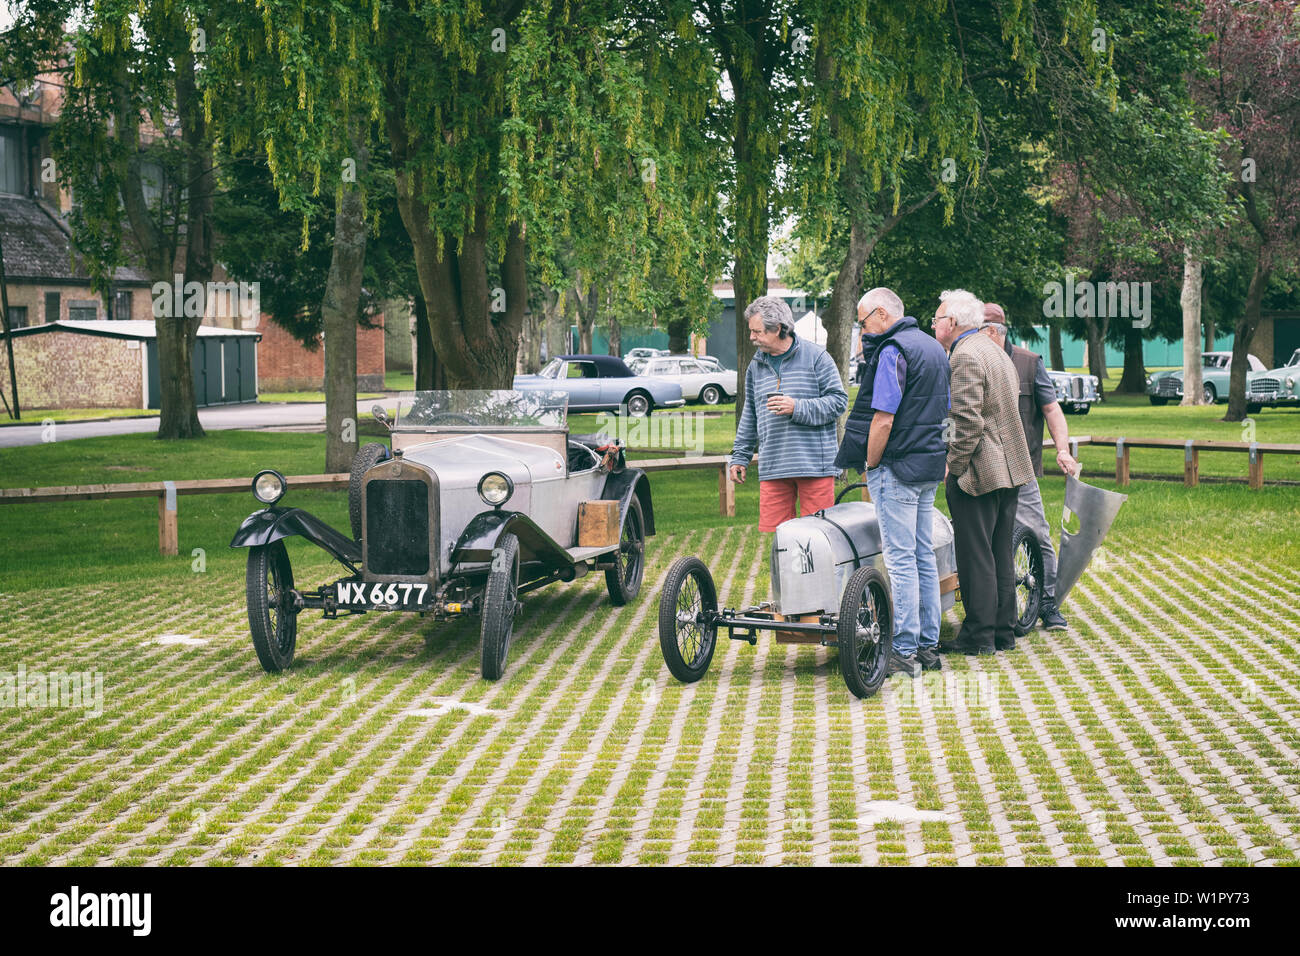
451,510,574,569
600,467,655,535
230,507,361,567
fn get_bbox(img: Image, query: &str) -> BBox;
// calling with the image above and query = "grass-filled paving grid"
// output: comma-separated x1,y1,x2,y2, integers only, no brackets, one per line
1,523,1297,866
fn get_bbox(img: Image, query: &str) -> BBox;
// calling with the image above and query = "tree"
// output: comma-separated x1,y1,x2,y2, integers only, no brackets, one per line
4,1,218,438
1191,0,1300,421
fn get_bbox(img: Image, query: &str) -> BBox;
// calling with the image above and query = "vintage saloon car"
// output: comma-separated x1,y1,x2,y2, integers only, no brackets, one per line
1048,370,1101,415
1247,348,1300,409
1146,351,1265,405
514,354,685,417
628,354,739,405
231,390,653,680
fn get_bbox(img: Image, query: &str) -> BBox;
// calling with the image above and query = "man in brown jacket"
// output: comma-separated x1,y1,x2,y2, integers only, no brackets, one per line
934,289,1035,654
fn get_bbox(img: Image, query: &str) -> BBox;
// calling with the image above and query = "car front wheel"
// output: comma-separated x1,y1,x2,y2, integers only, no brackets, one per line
699,384,722,406
480,532,520,681
247,540,298,673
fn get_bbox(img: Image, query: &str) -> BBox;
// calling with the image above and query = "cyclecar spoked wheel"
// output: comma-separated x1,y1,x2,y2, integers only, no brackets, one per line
837,565,892,699
247,540,298,673
480,532,520,681
605,496,645,606
658,556,718,683
1012,524,1044,637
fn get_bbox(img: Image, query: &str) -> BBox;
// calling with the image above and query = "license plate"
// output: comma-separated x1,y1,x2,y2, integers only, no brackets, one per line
335,581,429,610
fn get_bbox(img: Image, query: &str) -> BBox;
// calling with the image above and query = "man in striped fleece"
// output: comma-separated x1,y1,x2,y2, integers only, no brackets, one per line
728,296,848,532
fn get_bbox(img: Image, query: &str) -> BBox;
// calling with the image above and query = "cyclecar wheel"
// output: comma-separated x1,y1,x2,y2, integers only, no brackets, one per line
247,540,298,673
837,564,892,699
658,556,718,683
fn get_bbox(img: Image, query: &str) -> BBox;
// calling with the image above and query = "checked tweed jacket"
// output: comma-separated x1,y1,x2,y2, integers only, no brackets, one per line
946,330,1035,496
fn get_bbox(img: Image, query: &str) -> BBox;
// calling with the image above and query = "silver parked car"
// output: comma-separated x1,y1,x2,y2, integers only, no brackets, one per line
514,354,685,416
1247,348,1300,410
632,354,738,405
231,390,654,680
1048,370,1101,415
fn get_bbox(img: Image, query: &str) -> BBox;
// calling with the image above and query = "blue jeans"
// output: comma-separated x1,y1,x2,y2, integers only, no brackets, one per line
865,463,941,657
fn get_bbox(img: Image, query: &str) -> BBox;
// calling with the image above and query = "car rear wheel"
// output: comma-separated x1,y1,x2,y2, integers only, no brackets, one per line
1012,524,1044,637
837,565,892,699
1203,383,1217,404
349,442,391,541
658,556,718,683
1148,396,1168,406
247,540,298,673
605,497,645,606
623,391,652,418
699,384,722,406
480,533,520,681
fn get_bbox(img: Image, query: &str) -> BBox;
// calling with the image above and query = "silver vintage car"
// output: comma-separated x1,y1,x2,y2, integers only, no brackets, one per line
231,390,653,680
1048,370,1101,415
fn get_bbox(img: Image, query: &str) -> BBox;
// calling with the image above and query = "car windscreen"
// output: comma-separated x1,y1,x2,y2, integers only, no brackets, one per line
396,390,569,427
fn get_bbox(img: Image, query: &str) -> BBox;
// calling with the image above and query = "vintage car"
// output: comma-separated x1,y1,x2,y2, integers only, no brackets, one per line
624,347,668,364
1146,351,1265,405
230,390,654,680
1048,370,1101,415
659,484,1046,698
628,354,738,405
514,354,685,417
1246,348,1300,409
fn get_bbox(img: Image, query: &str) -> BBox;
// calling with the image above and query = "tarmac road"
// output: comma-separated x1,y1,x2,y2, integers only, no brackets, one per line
0,397,393,449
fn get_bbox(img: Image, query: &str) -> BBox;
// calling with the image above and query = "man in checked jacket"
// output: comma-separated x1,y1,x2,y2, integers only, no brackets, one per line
933,289,1035,654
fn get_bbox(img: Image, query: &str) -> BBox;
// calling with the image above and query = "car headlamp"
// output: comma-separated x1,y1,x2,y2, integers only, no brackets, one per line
478,472,513,507
1287,375,1295,390
253,469,287,505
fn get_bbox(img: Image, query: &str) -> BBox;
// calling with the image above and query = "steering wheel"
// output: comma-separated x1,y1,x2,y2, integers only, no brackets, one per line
835,481,871,504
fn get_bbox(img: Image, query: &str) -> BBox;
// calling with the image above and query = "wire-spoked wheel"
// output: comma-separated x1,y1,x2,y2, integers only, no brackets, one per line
247,540,298,673
837,565,892,699
604,497,646,606
658,556,718,683
1012,524,1044,637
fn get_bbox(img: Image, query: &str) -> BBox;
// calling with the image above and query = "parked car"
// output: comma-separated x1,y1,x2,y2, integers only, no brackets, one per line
623,347,668,364
514,354,686,416
1146,351,1265,405
1048,370,1101,415
1247,348,1300,410
633,354,738,405
231,390,654,680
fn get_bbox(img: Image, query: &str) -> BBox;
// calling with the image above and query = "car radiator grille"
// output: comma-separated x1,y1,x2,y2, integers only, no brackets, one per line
1250,377,1280,396
1156,379,1181,397
365,480,430,576
1069,377,1084,399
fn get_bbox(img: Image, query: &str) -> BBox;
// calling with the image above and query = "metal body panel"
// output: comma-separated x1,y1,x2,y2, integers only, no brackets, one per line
1055,473,1127,602
770,502,956,617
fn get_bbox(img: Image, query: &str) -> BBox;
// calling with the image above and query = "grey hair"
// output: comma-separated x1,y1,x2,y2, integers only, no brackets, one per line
857,287,904,321
940,289,984,330
981,321,1007,338
743,295,795,334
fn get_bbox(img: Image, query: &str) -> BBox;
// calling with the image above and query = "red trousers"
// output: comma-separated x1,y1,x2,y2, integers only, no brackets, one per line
758,476,835,532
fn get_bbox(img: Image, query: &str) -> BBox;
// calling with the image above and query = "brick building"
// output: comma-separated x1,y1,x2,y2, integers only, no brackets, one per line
255,315,387,393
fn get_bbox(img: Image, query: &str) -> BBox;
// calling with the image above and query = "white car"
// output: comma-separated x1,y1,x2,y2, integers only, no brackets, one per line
624,347,668,365
635,355,738,405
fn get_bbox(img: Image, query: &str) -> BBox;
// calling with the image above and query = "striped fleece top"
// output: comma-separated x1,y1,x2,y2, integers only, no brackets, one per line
730,333,848,480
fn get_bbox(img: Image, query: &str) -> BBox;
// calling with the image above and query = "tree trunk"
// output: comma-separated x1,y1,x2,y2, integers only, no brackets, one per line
1116,324,1146,393
568,277,598,354
414,291,434,390
1180,247,1204,406
1204,316,1215,353
608,311,621,358
665,307,691,353
1225,253,1271,422
1083,316,1108,397
322,139,369,474
545,287,566,361
1049,323,1065,371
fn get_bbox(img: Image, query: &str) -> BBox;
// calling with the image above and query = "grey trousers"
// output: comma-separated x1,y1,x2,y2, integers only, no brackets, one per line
1016,478,1059,600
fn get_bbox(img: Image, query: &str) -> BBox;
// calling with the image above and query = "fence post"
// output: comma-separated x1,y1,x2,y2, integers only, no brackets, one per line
1248,443,1263,490
158,480,178,556
1183,439,1199,488
1115,438,1129,487
719,463,735,517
